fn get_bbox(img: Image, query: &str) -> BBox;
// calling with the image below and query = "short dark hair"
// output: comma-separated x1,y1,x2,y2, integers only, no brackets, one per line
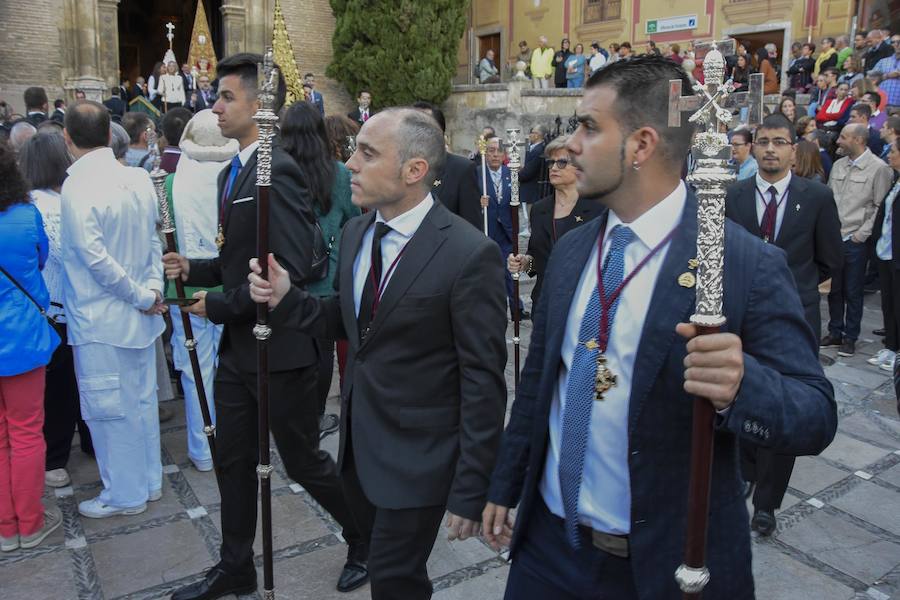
0,142,30,211
64,101,110,149
160,107,192,146
53,98,65,109
850,102,872,120
584,55,694,165
122,112,153,144
110,86,120,97
304,72,314,78
823,37,835,46
24,87,48,111
519,40,528,47
217,53,287,114
887,116,900,136
730,129,753,145
591,42,601,51
757,113,797,143
823,67,840,79
620,42,631,49
18,132,71,190
358,89,371,98
864,91,881,105
411,101,446,132
803,42,816,53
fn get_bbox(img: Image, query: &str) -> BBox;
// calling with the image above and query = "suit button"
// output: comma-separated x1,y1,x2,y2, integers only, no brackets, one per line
743,420,751,433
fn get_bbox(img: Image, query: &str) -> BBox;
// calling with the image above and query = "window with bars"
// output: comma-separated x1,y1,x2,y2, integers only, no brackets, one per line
583,0,621,23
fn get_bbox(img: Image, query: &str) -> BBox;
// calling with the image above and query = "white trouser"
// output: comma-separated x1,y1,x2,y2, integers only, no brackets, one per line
169,313,221,467
533,76,550,90
73,343,161,508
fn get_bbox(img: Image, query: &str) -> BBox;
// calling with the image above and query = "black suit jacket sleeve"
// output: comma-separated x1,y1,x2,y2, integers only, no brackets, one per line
814,187,843,282
518,147,542,184
269,286,343,340
446,240,508,521
200,153,316,325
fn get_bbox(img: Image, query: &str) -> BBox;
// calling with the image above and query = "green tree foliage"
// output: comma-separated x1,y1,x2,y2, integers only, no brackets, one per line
328,0,468,107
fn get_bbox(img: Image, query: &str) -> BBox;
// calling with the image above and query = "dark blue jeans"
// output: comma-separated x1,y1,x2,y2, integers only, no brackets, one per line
827,239,867,341
503,498,638,600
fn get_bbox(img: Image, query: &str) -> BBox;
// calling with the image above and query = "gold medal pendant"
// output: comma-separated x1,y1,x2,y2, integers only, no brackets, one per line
215,225,225,251
594,353,617,401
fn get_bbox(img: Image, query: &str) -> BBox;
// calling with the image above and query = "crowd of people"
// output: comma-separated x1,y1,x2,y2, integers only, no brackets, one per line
0,29,894,600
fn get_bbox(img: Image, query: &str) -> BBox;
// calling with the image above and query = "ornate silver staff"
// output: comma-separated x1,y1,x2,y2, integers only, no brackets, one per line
668,41,763,598
253,49,279,600
506,128,523,391
146,128,220,479
478,134,489,236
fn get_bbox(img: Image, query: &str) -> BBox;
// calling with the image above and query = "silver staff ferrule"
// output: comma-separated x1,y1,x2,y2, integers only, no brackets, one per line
256,464,275,478
675,564,710,593
253,324,272,340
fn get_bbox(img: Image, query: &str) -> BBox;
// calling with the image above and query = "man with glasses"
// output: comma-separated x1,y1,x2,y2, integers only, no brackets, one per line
823,123,894,357
726,114,842,536
869,35,900,108
730,128,757,180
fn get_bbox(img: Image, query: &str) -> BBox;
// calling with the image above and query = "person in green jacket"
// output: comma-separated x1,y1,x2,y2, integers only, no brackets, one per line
280,101,360,436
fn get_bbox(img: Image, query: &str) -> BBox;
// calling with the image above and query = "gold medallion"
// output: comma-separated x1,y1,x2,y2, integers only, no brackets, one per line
215,225,225,251
594,353,617,401
583,339,599,350
678,272,696,288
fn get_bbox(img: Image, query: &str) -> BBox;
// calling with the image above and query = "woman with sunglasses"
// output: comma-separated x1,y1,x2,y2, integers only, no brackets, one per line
507,135,602,308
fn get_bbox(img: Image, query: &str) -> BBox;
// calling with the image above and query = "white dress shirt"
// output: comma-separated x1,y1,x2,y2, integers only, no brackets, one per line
877,180,900,261
539,181,687,535
352,194,434,316
754,171,791,241
60,148,165,348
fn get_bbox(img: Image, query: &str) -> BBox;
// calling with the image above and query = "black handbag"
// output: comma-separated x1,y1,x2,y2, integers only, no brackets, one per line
0,264,64,337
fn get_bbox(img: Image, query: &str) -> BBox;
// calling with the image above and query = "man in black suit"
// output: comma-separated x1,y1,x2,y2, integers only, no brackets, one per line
162,53,366,600
347,90,373,126
248,108,508,600
864,29,893,71
103,87,126,119
725,113,843,536
412,101,484,230
51,99,66,123
23,86,49,127
519,125,547,206
193,74,217,111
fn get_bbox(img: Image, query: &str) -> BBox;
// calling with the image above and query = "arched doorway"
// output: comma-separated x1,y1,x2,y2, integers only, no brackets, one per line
118,0,224,84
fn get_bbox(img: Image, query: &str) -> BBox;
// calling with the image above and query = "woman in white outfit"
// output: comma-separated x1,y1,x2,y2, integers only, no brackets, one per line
167,109,238,471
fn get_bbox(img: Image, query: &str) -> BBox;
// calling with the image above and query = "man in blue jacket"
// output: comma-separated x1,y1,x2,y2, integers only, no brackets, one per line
482,56,837,599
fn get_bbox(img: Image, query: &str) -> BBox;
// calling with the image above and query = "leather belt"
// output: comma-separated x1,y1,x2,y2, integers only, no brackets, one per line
584,526,630,558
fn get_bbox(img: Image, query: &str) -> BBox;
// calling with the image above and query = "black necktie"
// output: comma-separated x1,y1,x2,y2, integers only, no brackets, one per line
358,222,393,338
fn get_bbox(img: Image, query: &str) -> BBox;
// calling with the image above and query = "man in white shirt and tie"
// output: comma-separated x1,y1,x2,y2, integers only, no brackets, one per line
60,101,167,519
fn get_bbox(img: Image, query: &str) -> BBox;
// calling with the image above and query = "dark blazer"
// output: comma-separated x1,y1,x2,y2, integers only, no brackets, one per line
865,41,893,71
50,109,65,123
433,152,482,230
25,112,47,127
271,201,508,520
309,90,325,116
525,194,603,305
186,146,319,373
725,176,843,309
103,97,125,118
477,165,513,245
347,107,373,126
488,191,837,599
193,89,217,112
518,142,546,206
872,174,900,270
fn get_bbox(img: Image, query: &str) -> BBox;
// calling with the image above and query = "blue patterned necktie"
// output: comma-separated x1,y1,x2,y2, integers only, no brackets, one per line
221,155,242,208
558,224,634,548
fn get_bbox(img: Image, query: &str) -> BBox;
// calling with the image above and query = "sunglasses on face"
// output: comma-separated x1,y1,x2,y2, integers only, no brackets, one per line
547,158,572,170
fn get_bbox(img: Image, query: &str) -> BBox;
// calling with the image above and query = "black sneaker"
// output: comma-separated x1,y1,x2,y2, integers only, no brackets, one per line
838,339,856,357
873,327,886,336
819,334,842,348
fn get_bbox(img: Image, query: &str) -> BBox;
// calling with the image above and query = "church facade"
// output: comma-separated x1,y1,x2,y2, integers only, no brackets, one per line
0,0,352,114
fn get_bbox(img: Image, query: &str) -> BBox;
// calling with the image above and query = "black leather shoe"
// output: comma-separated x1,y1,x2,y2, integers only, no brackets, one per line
337,543,369,593
750,510,777,537
874,327,886,336
171,566,256,600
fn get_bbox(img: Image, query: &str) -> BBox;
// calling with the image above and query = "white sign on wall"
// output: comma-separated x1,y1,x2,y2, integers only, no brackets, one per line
646,15,698,35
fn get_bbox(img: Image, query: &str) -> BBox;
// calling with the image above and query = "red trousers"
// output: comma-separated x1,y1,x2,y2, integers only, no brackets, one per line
0,366,47,537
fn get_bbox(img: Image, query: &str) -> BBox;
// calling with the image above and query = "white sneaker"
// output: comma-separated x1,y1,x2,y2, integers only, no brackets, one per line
1,534,18,552
20,508,62,549
45,468,71,488
867,349,894,366
191,458,213,473
148,489,162,502
880,355,896,372
78,497,147,519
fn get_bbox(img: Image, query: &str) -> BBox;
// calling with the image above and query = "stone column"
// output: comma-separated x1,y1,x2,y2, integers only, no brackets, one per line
245,0,268,53
97,0,121,89
63,0,107,101
221,2,248,57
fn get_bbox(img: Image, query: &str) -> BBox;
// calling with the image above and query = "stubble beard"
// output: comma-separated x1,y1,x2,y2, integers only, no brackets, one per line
577,141,627,204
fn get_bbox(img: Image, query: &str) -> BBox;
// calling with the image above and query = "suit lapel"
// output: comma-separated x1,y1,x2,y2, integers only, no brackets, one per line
341,212,376,348
359,204,449,349
740,181,761,238
628,194,699,432
775,176,805,246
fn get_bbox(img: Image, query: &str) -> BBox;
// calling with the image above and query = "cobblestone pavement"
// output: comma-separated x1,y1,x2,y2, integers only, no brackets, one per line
2,281,899,599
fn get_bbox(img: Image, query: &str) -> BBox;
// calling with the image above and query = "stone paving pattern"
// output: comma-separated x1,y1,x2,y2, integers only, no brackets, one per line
2,280,900,599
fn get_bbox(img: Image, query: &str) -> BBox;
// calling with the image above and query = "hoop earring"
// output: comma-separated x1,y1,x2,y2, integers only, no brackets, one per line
632,161,641,171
